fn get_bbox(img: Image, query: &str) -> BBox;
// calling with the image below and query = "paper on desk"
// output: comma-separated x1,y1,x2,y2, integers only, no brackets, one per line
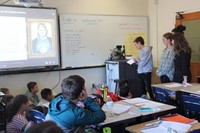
113,104,131,114
127,58,135,65
142,101,164,108
163,83,182,88
123,98,149,105
141,121,191,133
102,103,131,115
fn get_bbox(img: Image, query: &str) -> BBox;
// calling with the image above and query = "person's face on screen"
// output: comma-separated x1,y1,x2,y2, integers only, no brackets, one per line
38,24,47,38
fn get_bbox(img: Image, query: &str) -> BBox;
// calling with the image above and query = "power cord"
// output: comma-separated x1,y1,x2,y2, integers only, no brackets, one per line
51,70,61,91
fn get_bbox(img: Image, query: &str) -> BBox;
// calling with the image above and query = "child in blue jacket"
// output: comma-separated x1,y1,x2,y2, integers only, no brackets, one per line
45,75,106,133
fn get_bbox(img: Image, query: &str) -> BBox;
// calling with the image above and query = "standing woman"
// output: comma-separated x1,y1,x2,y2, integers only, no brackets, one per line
6,94,32,133
157,32,175,83
171,33,192,83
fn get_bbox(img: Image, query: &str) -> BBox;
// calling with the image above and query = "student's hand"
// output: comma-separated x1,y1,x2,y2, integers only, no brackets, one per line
133,57,139,62
29,101,34,107
135,58,140,62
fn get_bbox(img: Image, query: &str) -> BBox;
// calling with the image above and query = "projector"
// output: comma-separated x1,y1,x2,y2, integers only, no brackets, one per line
14,0,41,7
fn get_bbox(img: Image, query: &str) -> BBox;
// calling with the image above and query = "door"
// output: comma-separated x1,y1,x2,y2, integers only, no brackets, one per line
176,12,200,83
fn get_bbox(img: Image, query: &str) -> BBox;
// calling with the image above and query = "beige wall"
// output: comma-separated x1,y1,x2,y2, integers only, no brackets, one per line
0,0,148,96
148,0,200,66
1,0,200,96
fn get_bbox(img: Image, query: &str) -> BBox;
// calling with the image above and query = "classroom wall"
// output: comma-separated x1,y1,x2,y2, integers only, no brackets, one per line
148,0,200,66
1,0,200,96
0,0,148,96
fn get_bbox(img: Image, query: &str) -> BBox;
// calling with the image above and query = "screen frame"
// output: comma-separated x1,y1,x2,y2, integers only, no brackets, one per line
0,5,61,74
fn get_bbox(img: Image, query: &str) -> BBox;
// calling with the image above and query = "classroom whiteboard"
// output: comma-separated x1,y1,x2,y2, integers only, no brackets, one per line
59,14,148,68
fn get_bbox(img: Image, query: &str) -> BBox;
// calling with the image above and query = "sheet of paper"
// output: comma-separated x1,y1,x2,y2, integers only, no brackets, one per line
142,101,164,108
122,98,149,105
126,58,135,65
163,83,182,88
141,121,191,133
112,103,131,114
102,103,131,115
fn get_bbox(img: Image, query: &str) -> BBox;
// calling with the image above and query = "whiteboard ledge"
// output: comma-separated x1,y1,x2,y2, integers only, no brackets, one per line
63,65,105,70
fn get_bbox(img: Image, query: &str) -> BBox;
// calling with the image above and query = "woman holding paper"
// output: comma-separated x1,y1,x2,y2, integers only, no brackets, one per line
157,32,175,83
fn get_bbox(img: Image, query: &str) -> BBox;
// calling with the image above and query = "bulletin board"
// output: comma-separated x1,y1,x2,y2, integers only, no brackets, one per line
59,14,148,68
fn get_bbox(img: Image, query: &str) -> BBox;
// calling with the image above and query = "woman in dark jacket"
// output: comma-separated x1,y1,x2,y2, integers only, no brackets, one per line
171,33,192,83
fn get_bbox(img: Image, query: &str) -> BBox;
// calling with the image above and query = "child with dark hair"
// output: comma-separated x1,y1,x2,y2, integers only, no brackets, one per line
45,75,106,133
25,82,40,106
37,88,53,107
0,88,10,95
6,94,33,133
25,121,64,133
37,88,53,114
0,87,14,104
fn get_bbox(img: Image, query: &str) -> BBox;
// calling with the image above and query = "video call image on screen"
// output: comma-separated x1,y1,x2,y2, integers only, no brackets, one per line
0,6,60,71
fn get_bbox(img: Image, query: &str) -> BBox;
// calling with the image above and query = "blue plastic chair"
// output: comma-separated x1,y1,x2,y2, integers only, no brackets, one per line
153,87,170,103
181,95,200,121
29,109,45,123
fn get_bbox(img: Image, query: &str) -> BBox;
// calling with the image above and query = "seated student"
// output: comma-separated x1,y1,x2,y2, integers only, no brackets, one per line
45,75,106,133
0,87,14,104
0,88,10,95
25,82,40,106
6,94,33,133
37,88,54,107
25,121,64,133
37,88,54,114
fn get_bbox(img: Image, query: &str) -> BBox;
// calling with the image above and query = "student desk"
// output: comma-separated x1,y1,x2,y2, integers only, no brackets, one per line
152,83,200,99
179,83,200,95
152,83,200,95
126,119,200,133
99,98,177,133
151,82,183,92
151,83,200,116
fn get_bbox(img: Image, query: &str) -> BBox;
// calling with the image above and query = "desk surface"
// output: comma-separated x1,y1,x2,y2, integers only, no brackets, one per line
126,120,200,133
179,83,200,95
151,82,183,91
99,98,176,126
152,83,200,92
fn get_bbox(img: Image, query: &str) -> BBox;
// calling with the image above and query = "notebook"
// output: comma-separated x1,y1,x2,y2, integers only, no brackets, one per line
160,113,196,124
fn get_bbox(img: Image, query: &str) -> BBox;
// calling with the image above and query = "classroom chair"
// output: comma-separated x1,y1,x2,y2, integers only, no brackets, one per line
153,87,178,107
153,87,170,103
28,109,45,123
181,95,200,121
114,79,129,97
